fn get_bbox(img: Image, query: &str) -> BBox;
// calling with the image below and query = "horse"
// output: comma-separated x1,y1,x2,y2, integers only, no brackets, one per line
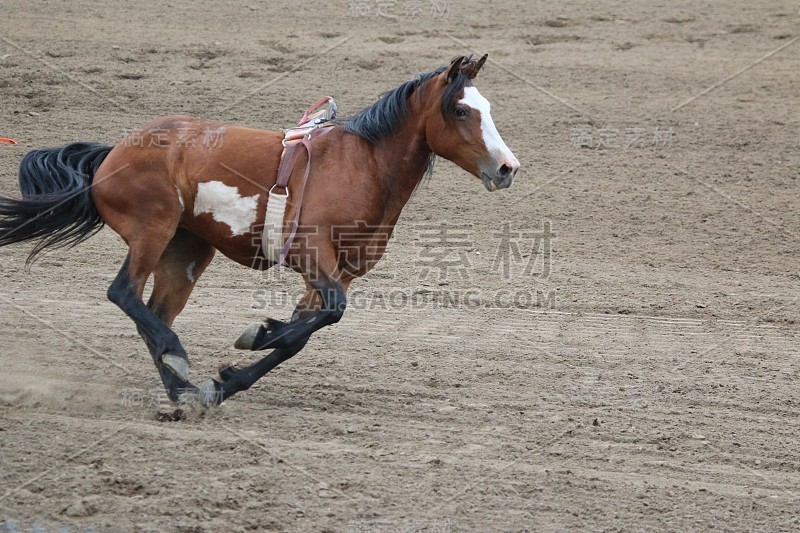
0,54,520,406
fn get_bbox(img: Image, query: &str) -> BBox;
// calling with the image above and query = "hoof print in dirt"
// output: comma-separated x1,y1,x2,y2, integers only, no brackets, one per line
156,405,188,422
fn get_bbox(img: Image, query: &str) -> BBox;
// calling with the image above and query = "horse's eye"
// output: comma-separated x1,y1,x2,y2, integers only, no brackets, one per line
454,107,469,118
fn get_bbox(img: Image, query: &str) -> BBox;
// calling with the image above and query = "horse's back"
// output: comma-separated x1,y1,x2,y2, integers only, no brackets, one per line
93,115,283,263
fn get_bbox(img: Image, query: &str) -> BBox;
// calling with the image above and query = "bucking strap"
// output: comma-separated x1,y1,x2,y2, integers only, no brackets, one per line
262,124,334,264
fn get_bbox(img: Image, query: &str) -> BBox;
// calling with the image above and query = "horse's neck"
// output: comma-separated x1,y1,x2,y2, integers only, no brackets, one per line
370,124,432,220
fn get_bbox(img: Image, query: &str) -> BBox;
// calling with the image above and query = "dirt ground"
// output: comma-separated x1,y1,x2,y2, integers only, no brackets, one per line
1,0,799,531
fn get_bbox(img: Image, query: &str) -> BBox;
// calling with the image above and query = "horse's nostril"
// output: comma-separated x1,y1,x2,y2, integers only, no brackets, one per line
499,164,512,177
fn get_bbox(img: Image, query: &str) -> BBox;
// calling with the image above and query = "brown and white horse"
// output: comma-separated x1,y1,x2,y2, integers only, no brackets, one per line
0,54,519,405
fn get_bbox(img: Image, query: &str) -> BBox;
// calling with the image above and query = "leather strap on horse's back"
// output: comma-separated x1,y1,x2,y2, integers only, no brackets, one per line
263,124,334,264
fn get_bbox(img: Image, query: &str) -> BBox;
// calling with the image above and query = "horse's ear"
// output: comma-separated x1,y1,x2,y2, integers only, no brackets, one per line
462,53,488,79
476,53,488,72
445,56,465,84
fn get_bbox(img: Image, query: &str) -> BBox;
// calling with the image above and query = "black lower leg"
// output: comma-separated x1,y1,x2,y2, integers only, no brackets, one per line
108,256,195,400
216,335,310,401
250,283,346,351
210,286,332,402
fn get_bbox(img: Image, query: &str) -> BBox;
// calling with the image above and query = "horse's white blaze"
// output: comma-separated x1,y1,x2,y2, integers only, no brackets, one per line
459,86,517,166
193,181,259,236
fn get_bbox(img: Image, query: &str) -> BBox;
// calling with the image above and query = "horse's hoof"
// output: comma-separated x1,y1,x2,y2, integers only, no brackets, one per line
255,319,294,350
198,379,223,407
162,354,190,382
175,380,220,407
234,323,261,350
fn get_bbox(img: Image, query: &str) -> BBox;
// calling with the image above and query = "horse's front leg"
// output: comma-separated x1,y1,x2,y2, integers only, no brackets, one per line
201,281,347,403
209,337,312,403
235,278,347,351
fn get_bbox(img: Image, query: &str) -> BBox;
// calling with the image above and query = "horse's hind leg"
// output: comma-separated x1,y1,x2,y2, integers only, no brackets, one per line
144,229,215,394
146,229,215,328
107,229,212,401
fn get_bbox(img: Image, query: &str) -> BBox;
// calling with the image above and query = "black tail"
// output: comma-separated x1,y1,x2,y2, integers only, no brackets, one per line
0,142,113,264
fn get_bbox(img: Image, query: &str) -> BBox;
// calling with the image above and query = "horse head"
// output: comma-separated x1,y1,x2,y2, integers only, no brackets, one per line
422,54,520,191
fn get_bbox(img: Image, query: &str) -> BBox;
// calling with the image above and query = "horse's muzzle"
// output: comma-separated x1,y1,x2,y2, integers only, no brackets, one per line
481,170,516,191
481,157,519,191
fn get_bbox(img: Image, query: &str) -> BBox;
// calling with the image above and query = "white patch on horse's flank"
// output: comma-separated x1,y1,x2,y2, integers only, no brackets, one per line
459,86,515,161
193,181,259,236
175,187,185,211
186,260,196,283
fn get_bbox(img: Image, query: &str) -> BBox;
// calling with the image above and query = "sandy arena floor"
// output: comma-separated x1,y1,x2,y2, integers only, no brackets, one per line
1,1,799,531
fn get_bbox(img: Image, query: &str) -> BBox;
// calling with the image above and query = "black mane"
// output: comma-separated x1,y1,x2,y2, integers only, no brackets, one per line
339,64,472,144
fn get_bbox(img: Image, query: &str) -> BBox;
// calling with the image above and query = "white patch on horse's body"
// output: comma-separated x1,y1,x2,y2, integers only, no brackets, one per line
175,187,185,211
186,260,197,283
193,181,259,236
459,86,517,166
